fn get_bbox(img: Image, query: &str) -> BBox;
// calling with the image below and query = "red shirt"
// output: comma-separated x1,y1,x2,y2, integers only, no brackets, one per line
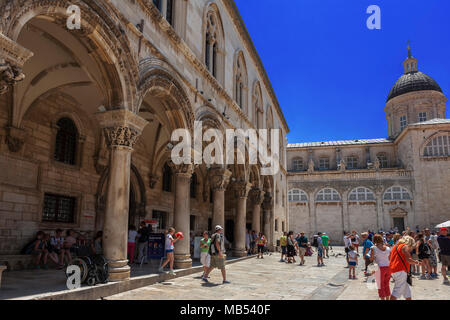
389,244,410,274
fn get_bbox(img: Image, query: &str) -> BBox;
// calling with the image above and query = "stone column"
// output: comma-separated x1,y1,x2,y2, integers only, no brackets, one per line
96,109,148,282
208,167,232,230
232,181,251,257
172,164,194,269
249,188,264,233
262,193,274,249
375,186,384,231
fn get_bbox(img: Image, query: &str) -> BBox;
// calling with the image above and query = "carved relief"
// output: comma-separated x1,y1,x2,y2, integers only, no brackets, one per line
249,188,265,205
233,181,252,199
103,126,140,149
0,60,25,94
208,167,232,191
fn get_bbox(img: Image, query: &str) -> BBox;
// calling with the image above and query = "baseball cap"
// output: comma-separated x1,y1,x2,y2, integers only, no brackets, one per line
215,225,223,231
440,227,448,232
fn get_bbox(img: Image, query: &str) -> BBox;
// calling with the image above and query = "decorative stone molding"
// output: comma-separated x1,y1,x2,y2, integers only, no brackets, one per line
170,163,194,178
96,109,148,150
208,167,232,191
148,174,160,189
5,126,26,152
233,181,251,199
249,188,265,205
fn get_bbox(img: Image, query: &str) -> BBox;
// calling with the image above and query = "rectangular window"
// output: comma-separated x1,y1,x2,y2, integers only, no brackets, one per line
293,159,303,171
319,158,329,170
152,210,167,230
400,115,407,130
418,112,427,122
166,0,174,26
43,193,76,223
346,156,358,169
275,219,279,232
282,221,285,232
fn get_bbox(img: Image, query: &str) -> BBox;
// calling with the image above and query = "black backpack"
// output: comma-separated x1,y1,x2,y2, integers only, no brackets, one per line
138,227,149,243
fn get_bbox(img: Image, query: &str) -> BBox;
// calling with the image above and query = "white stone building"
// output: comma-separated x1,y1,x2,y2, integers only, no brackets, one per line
287,48,449,244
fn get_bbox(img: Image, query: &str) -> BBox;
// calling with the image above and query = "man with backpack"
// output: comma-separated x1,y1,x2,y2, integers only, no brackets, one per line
202,225,229,284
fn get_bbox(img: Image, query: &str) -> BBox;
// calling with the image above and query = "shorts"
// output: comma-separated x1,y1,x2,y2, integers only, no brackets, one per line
349,261,357,267
298,247,306,257
200,252,211,267
418,253,430,260
318,247,323,257
210,255,225,270
258,245,264,253
166,249,174,253
281,246,287,254
441,254,450,266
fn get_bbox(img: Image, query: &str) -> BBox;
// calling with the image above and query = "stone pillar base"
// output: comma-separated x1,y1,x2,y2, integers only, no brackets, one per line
231,249,247,257
174,254,192,269
107,260,130,282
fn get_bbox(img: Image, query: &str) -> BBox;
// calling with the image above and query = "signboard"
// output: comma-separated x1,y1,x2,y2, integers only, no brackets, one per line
148,233,165,259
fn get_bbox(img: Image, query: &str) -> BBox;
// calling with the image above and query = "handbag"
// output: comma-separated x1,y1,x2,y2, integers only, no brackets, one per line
396,245,412,286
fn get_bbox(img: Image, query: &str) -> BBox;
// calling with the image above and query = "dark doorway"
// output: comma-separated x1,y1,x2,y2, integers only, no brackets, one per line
246,223,252,232
393,217,405,232
225,219,234,243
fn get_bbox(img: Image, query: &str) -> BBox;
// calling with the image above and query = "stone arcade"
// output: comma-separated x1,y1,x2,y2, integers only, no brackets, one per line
0,0,289,280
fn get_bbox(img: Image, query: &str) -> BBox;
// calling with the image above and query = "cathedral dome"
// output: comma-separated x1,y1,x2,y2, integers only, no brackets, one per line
387,71,443,102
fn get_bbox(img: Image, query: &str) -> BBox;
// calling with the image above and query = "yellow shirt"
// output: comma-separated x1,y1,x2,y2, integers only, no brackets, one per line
280,236,287,246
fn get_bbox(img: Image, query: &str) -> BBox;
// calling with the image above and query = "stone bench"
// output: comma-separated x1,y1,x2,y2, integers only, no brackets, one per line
0,255,34,271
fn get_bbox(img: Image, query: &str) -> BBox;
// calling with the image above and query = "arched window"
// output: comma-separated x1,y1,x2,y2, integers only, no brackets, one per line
346,156,358,169
252,82,263,127
234,51,248,111
288,189,308,202
162,163,172,192
54,117,78,165
153,0,174,26
349,187,375,201
383,186,411,200
204,8,224,81
377,153,388,168
190,173,197,199
316,188,341,201
424,134,450,157
292,157,304,171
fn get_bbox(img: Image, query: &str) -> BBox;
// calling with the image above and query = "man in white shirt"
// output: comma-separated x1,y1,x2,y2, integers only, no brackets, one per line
343,232,352,268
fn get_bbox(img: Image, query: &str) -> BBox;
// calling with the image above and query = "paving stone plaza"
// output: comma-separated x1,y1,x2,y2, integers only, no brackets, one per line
105,247,450,300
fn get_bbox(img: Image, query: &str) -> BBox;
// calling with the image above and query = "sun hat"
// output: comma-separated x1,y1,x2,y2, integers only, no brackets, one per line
215,225,223,231
440,227,448,232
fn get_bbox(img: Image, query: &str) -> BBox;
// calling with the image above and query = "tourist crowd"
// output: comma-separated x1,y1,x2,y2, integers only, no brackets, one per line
277,226,450,300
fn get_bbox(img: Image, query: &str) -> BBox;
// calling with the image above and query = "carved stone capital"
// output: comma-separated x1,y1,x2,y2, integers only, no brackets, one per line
249,188,265,205
170,163,194,179
208,167,232,191
233,181,252,199
5,126,26,152
96,109,148,150
0,33,33,95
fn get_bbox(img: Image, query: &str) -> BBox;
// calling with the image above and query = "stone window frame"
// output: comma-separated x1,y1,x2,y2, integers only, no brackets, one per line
288,189,308,202
345,155,358,170
400,115,407,131
203,4,225,86
376,152,389,168
319,157,330,171
423,133,450,158
39,190,83,229
234,50,249,113
418,112,427,123
383,186,412,201
348,187,375,201
316,188,341,202
50,112,86,171
252,81,264,128
292,157,304,172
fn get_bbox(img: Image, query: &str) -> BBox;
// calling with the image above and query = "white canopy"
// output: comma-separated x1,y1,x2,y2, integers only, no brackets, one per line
435,221,450,228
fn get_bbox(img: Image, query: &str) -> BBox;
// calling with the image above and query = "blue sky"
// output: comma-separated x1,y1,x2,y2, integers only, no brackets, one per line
234,0,450,143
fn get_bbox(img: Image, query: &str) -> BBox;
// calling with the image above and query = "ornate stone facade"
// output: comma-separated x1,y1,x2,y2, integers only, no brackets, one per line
0,0,288,276
287,52,449,244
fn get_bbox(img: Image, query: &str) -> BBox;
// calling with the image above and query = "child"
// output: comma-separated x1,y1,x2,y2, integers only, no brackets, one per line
348,245,358,279
159,227,181,275
32,231,47,269
200,231,211,278
50,229,66,269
